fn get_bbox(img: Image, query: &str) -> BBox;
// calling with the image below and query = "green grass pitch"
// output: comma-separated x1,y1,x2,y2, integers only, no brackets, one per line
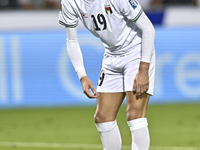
0,103,200,150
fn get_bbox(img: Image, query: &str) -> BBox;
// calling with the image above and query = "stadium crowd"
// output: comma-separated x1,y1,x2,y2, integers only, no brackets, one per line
0,0,199,10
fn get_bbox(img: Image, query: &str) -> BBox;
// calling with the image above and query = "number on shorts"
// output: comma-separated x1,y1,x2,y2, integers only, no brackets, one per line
98,70,105,86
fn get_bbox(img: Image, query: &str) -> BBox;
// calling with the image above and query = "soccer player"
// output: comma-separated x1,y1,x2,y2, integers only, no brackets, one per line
59,0,155,149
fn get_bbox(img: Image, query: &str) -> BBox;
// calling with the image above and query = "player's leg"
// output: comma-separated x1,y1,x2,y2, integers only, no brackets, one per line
94,93,125,123
126,92,149,120
125,63,153,150
126,92,150,150
124,47,155,150
94,92,125,150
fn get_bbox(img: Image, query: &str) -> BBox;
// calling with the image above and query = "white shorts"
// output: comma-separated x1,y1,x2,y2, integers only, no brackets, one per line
97,47,156,95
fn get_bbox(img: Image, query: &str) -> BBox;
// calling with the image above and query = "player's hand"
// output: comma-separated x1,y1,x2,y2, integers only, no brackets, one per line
133,62,150,97
80,76,99,99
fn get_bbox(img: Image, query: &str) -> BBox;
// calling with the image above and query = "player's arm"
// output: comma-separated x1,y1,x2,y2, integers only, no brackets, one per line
65,27,99,98
135,12,155,63
134,12,155,96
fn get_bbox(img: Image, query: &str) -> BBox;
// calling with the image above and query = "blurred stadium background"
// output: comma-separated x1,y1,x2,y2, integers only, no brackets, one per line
0,0,200,150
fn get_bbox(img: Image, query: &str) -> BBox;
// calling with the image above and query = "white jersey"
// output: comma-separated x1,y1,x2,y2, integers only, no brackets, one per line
59,0,143,55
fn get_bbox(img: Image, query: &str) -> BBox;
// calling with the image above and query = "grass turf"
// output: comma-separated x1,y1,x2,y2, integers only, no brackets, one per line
0,103,200,149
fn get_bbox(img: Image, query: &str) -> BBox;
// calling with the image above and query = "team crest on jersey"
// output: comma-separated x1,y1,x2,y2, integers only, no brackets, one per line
129,0,138,9
105,5,112,15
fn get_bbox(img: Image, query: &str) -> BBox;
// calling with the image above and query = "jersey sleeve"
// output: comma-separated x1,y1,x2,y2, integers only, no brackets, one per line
59,0,78,28
118,0,143,22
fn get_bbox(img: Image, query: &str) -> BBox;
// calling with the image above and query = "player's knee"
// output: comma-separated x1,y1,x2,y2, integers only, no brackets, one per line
94,112,114,123
126,108,145,121
94,112,105,123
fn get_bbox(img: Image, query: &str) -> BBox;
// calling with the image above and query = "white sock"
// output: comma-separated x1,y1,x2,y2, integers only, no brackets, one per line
127,118,150,150
96,120,121,150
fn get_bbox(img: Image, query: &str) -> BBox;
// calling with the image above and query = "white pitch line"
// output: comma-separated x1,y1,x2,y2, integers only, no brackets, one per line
0,142,103,149
0,142,200,150
149,146,200,150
